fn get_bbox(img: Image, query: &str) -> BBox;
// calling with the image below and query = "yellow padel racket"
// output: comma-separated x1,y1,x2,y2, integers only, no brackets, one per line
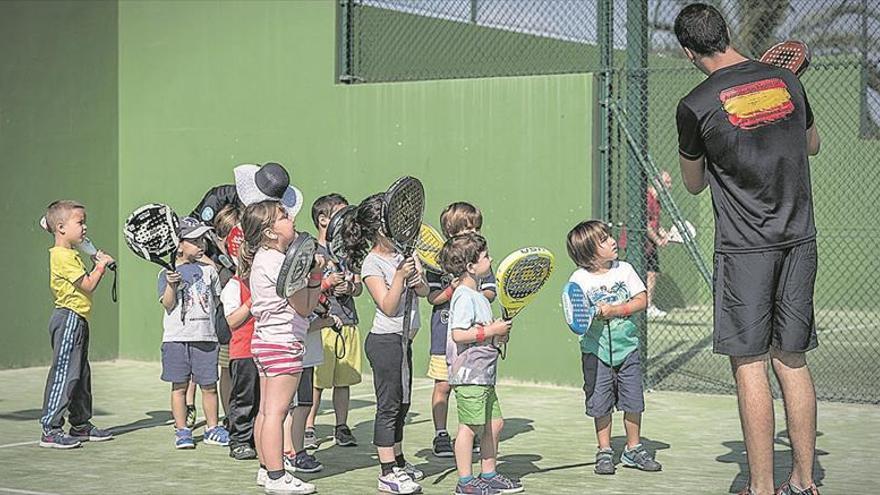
494,247,556,357
415,223,445,274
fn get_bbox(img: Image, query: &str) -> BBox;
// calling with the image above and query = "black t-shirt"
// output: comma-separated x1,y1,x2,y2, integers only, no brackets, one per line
676,60,816,253
427,270,497,356
189,185,240,224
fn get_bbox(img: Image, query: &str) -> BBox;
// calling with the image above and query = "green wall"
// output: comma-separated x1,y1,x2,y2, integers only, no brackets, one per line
117,1,594,386
0,1,119,368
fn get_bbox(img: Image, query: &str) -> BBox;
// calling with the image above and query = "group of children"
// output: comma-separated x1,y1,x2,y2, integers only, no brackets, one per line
39,175,663,495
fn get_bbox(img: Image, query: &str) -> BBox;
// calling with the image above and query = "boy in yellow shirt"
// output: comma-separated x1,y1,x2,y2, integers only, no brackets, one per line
39,200,115,449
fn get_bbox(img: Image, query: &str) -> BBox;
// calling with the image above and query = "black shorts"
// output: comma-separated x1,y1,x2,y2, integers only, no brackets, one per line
581,351,645,417
713,240,818,357
290,367,314,408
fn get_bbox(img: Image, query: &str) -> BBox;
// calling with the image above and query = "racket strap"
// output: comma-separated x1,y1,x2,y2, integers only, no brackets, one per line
111,269,118,303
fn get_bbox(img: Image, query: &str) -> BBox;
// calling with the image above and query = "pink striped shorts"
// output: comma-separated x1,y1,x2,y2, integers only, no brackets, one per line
251,339,305,377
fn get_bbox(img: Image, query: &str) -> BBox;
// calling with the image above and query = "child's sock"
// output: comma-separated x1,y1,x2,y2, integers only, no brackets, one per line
267,469,285,481
459,475,474,484
395,453,406,468
380,461,396,476
480,472,497,479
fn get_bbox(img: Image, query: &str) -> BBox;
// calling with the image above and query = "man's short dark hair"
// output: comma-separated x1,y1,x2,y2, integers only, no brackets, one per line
674,3,730,56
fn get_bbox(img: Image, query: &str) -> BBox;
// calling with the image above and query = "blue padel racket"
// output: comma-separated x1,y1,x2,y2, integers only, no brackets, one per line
562,282,595,335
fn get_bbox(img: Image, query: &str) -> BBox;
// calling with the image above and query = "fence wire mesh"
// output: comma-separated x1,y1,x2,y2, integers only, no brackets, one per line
342,0,880,404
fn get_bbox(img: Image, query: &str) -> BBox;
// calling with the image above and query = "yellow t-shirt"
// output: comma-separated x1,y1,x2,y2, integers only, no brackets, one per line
49,247,91,319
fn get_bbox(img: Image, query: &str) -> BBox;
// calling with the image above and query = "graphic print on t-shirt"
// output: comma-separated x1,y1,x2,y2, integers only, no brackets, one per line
585,281,630,308
720,78,794,129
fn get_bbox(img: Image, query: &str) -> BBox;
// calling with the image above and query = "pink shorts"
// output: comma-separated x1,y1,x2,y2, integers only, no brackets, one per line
251,339,305,377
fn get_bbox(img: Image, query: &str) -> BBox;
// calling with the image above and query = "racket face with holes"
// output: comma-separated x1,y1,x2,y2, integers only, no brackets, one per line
562,282,595,335
496,247,555,320
383,177,425,255
326,205,357,264
276,231,317,298
667,220,696,244
760,40,810,76
123,203,179,270
415,223,445,274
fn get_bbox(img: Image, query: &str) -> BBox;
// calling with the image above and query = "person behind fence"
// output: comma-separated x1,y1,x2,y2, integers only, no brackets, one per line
439,233,523,495
39,200,116,449
674,4,821,495
645,170,673,318
157,217,229,450
565,220,662,476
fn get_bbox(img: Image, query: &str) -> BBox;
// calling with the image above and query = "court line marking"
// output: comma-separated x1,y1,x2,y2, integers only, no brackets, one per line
0,488,62,495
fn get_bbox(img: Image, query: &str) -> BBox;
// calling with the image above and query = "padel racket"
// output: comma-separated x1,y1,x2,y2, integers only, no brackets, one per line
415,223,445,274
495,247,556,358
760,40,810,77
562,282,595,336
124,203,184,319
666,220,696,244
326,205,357,265
382,176,425,404
79,237,118,303
276,231,318,298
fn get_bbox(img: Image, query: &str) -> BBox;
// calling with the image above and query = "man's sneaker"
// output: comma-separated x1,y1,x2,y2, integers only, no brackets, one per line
230,444,257,460
432,431,454,458
378,467,422,494
69,422,114,442
264,472,315,495
256,467,268,487
647,305,668,318
776,480,820,495
454,477,499,495
481,473,523,494
175,428,195,449
620,443,662,472
39,429,82,449
294,451,323,473
403,461,424,481
203,425,230,446
304,427,319,450
334,424,357,447
185,405,197,429
594,447,615,475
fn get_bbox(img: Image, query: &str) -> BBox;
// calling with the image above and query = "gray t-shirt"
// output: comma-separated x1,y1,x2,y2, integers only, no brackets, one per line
157,262,221,342
360,251,421,337
446,285,498,386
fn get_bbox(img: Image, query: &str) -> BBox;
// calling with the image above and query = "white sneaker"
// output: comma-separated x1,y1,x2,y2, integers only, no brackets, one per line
647,305,668,318
378,466,422,494
256,467,267,487
283,453,296,473
403,461,424,481
264,472,315,495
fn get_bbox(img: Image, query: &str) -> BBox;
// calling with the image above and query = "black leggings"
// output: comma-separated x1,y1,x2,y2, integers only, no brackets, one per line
365,333,412,447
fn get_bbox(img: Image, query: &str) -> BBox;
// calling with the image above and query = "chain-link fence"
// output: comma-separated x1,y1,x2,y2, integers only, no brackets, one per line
341,0,880,404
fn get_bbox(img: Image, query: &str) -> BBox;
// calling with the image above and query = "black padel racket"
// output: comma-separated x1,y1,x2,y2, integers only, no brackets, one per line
124,203,183,319
326,205,357,266
276,231,318,298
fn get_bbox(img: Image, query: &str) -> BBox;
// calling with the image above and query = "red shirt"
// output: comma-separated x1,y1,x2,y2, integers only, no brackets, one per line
227,277,256,360
645,189,662,255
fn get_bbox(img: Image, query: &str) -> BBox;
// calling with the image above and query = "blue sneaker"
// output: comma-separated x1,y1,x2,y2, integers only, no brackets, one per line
175,428,195,449
480,473,523,494
203,425,230,446
69,422,114,442
620,443,662,472
39,429,82,449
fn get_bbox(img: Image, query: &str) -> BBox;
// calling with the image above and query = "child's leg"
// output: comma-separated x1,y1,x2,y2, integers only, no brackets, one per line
261,374,300,472
255,376,268,464
623,412,642,449
219,365,232,418
488,417,504,462
365,333,405,466
455,424,477,478
479,422,497,476
479,388,502,476
200,383,219,429
186,379,197,408
171,383,189,429
431,379,451,433
68,322,93,428
282,410,294,453
40,309,87,432
333,386,350,426
306,387,322,430
595,415,612,450
291,406,310,453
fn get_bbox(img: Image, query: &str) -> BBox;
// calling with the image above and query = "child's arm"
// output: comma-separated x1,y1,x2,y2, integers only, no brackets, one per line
159,270,181,311
427,277,458,306
73,253,114,295
363,257,414,316
226,300,251,329
408,256,430,298
309,314,341,332
288,256,327,317
451,318,511,344
597,292,647,319
481,288,497,303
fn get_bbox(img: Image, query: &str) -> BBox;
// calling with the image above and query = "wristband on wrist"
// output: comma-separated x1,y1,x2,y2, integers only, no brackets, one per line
93,264,106,276
307,283,321,289
442,286,454,300
321,277,333,291
475,325,485,343
621,305,630,317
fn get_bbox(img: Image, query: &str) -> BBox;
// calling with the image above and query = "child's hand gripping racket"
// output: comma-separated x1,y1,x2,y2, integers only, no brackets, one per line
562,282,596,336
494,247,556,358
382,176,426,403
760,40,810,77
41,215,119,302
415,223,445,275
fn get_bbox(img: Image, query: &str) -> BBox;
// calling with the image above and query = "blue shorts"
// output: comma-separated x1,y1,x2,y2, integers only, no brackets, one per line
581,350,645,417
161,341,219,386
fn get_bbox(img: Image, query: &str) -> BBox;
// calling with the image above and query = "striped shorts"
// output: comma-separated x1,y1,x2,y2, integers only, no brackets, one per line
251,338,305,377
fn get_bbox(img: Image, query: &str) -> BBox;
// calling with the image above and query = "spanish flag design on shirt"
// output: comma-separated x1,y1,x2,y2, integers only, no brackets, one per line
719,78,794,129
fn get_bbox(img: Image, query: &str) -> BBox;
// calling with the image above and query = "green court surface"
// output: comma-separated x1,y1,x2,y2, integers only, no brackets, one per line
0,361,877,494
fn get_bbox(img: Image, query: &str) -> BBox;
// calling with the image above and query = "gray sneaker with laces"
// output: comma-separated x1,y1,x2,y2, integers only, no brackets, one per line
595,447,615,475
481,473,523,494
620,443,662,472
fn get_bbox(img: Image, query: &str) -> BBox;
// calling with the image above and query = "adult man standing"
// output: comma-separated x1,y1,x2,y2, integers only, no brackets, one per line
673,4,821,495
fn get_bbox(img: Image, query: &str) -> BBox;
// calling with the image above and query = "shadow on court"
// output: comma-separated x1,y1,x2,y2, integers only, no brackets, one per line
0,407,111,422
716,430,828,493
298,418,381,481
110,410,173,436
